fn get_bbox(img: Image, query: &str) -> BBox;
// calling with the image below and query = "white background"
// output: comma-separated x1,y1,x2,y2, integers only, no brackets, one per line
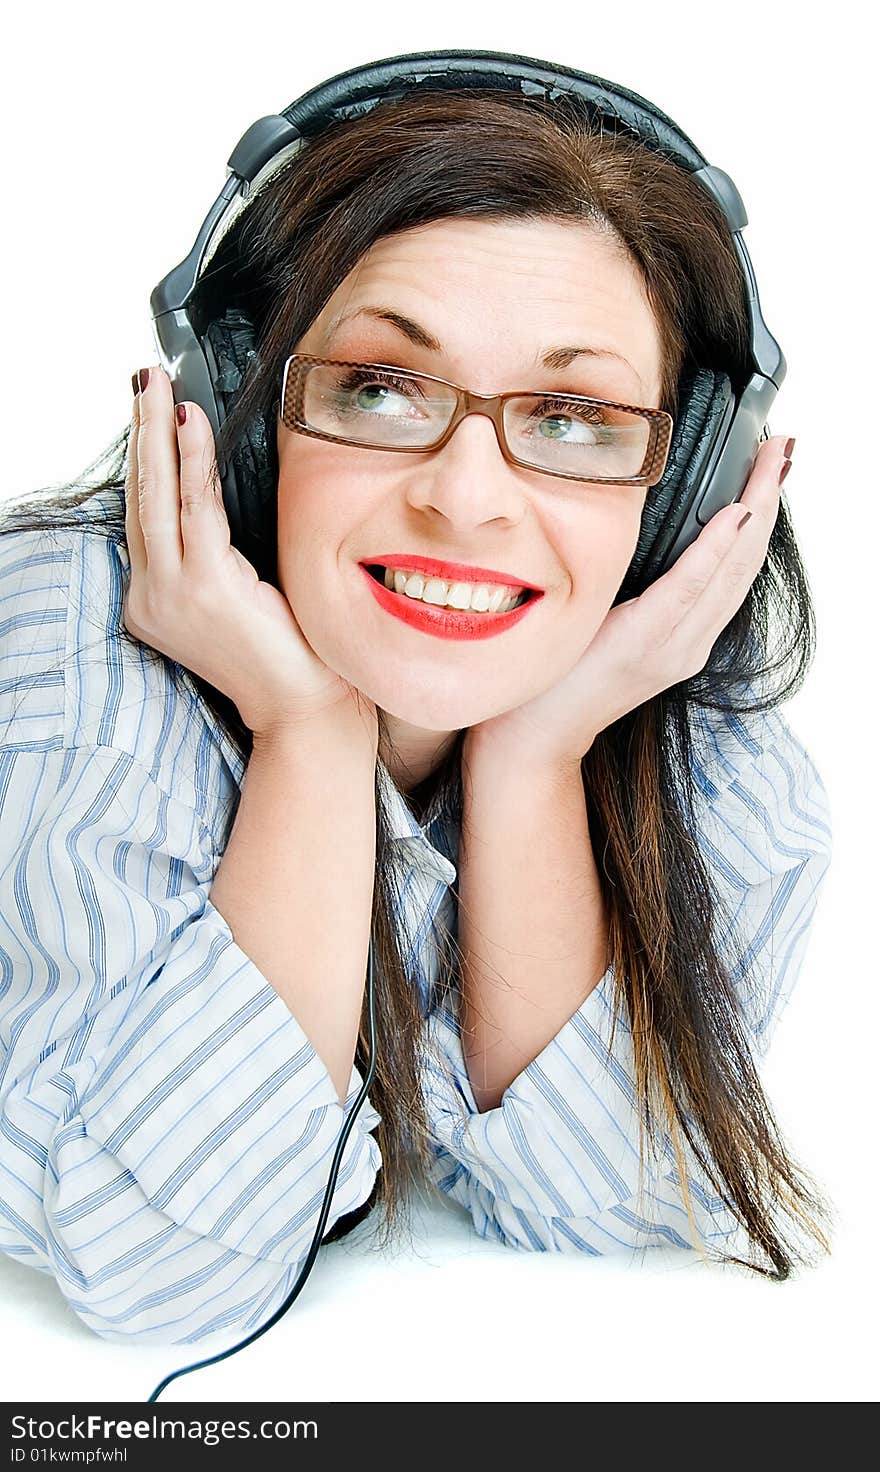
1,0,875,1405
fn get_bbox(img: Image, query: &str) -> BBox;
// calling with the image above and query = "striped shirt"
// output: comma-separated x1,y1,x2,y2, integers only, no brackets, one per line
0,488,833,1344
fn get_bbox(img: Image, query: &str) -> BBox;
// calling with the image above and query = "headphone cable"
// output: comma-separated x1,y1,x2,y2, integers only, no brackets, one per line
147,938,378,1402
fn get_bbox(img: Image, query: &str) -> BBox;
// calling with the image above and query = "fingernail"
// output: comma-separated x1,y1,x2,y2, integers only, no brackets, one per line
737,510,753,531
131,371,139,397
778,459,792,487
784,437,796,461
175,403,187,427
137,368,150,393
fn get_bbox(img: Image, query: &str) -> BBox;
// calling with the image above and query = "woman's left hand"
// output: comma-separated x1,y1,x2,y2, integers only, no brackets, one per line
465,434,791,771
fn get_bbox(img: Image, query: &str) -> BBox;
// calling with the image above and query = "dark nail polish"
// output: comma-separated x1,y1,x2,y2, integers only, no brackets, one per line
737,510,752,530
784,437,796,461
131,372,140,397
138,368,150,393
778,459,792,487
175,403,187,427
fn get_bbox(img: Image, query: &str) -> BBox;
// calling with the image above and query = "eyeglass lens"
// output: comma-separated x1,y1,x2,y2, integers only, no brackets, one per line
292,362,651,480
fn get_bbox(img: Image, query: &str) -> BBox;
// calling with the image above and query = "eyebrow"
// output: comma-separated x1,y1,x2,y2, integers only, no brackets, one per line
329,305,638,378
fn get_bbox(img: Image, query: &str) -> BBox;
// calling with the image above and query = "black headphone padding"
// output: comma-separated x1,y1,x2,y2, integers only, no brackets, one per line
616,365,731,601
204,308,279,586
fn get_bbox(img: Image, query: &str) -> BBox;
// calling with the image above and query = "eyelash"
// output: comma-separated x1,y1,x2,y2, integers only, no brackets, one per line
529,394,609,424
336,369,610,421
338,367,424,397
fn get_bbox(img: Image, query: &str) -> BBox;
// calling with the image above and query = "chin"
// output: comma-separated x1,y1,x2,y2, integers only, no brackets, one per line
380,689,496,732
363,670,514,732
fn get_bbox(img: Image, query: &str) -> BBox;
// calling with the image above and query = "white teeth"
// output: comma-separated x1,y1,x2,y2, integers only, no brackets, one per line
382,566,525,613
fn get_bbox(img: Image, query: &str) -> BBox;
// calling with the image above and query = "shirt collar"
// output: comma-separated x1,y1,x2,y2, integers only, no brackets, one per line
375,756,458,886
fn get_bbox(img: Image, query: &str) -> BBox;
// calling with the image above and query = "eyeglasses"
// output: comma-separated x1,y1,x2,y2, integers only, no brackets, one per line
279,354,674,487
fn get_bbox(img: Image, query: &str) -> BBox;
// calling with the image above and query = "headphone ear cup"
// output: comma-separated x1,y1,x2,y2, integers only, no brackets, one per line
616,366,731,602
203,308,280,586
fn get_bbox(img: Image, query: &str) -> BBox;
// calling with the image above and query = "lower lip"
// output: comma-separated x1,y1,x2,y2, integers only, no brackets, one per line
358,565,542,641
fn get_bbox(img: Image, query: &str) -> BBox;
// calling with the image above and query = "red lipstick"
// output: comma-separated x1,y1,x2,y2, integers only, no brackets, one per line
358,564,542,641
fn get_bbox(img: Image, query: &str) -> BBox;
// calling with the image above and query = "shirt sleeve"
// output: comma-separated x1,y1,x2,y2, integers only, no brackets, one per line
420,702,832,1255
0,742,381,1345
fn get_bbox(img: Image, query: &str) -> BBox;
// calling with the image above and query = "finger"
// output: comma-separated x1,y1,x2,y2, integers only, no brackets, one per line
674,433,786,641
136,365,184,578
636,434,787,640
175,401,230,569
124,382,146,580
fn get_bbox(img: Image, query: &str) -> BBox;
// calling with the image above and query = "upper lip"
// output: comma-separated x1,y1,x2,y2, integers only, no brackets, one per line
362,555,543,592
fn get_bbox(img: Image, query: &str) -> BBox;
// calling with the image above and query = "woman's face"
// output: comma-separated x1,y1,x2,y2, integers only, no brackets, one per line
276,215,663,752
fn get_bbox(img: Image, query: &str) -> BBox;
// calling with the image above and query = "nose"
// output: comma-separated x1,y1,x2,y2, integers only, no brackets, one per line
402,408,528,529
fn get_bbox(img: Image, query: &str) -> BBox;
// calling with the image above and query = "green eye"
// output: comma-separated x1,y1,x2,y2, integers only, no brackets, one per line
355,384,394,410
538,415,570,440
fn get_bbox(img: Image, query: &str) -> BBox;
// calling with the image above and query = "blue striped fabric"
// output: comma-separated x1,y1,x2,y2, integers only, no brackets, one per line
0,489,833,1344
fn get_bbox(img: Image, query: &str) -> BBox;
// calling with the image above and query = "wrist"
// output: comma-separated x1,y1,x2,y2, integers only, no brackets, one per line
463,725,590,786
252,702,378,767
462,738,587,816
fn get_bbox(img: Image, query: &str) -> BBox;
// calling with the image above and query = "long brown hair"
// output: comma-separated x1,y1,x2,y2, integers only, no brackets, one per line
0,86,832,1276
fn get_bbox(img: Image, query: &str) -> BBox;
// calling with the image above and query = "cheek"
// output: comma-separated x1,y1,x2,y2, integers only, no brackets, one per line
274,480,336,623
274,457,372,676
275,450,347,570
562,496,646,600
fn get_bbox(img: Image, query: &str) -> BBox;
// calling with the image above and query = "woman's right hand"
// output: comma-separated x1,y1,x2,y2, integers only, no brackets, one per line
123,365,378,751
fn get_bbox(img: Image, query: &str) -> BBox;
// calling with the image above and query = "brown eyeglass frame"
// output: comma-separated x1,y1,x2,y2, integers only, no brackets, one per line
280,353,674,487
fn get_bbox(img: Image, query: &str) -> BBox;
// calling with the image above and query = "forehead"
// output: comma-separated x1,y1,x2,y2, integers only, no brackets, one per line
305,216,661,401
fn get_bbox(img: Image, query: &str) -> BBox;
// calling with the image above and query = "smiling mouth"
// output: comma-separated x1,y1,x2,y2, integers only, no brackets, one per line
362,564,537,613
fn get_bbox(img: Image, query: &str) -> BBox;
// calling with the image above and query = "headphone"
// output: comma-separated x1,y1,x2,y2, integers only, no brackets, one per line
146,48,784,1401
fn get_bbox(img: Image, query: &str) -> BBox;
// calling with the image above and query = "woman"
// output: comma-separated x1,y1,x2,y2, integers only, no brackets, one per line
0,79,833,1347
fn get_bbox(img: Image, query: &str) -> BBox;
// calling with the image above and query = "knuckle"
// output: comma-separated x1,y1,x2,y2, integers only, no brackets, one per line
725,556,753,584
678,576,706,605
179,490,206,514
